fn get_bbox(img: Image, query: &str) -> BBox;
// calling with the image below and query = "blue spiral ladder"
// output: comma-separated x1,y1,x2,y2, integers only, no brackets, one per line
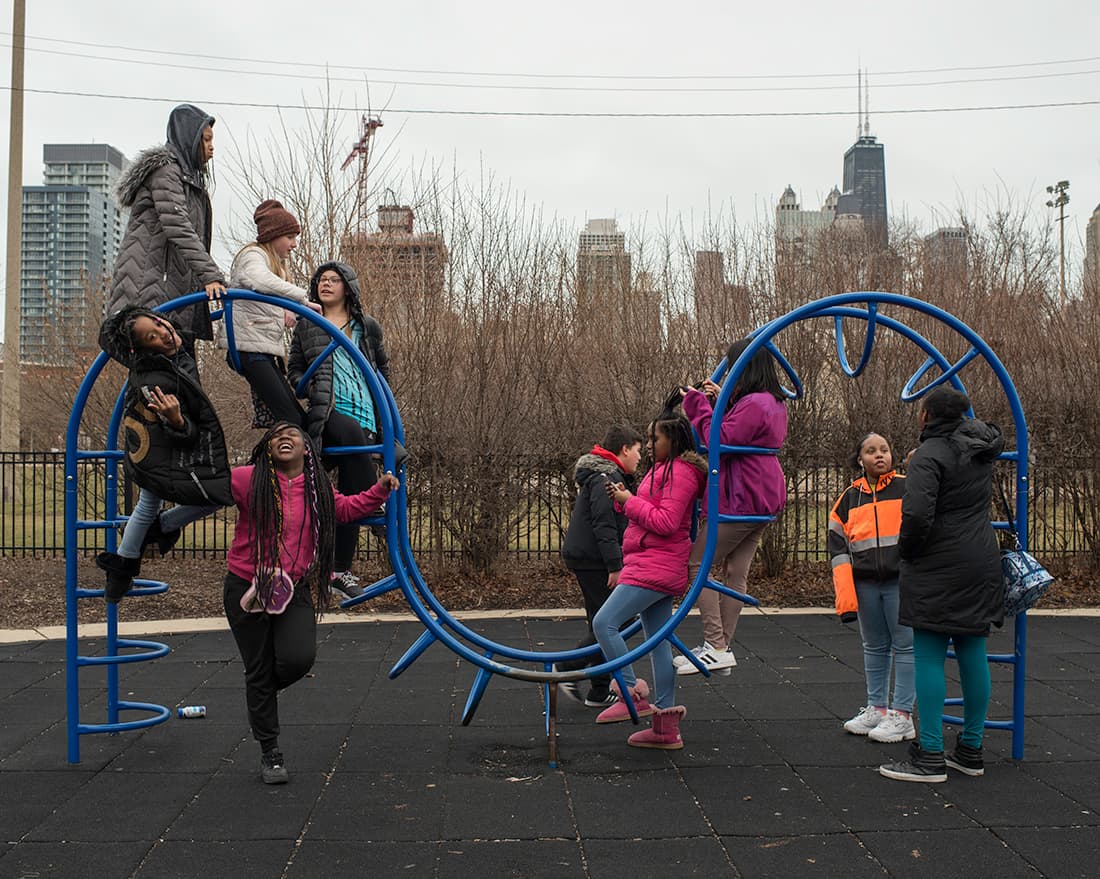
66,290,1032,764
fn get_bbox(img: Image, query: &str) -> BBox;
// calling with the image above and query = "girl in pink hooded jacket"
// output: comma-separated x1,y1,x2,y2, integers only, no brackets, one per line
591,412,707,749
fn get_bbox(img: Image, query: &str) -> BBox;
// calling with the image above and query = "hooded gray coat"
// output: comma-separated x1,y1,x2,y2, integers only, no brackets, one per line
898,416,1006,636
107,105,225,340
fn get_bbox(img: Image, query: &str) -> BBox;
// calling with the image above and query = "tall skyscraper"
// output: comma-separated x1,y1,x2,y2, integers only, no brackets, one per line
20,144,128,363
1085,203,1100,300
835,73,888,248
576,218,631,313
923,227,968,281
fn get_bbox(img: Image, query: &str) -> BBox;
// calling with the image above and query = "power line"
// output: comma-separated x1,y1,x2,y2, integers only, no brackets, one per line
3,84,1098,118
5,41,1100,94
3,29,1100,83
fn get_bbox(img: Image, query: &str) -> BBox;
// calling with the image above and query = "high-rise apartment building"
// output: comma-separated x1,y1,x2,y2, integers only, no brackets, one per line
693,249,751,331
1085,204,1100,299
576,218,631,313
341,203,447,324
923,227,968,281
20,144,128,363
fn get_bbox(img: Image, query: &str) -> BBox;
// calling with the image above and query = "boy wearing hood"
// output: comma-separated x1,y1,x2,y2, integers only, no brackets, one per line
96,306,232,602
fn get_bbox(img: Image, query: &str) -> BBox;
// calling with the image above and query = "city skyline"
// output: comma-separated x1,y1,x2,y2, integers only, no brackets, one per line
0,0,1098,338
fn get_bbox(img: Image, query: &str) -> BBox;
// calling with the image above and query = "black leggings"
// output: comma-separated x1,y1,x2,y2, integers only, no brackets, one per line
559,567,613,692
234,352,306,428
223,572,316,748
322,411,378,571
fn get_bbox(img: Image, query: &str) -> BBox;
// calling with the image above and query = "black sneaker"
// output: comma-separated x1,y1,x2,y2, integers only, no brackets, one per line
945,735,985,777
584,690,618,708
95,552,141,604
330,571,364,602
142,517,182,556
551,665,584,704
879,742,947,783
261,749,289,784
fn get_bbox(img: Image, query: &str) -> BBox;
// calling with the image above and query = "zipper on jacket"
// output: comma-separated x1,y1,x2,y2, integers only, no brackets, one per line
190,471,212,502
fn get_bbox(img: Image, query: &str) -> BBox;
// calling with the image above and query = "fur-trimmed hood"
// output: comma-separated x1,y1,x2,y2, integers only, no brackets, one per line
114,146,176,208
573,452,622,485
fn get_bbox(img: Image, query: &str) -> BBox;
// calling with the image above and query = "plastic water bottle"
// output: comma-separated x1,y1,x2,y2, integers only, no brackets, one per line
177,705,206,719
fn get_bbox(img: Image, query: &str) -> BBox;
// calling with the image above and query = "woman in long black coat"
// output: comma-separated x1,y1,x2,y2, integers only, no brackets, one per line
879,386,1005,784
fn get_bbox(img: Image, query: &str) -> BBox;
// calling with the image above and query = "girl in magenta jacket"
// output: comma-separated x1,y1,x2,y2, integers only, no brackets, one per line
223,421,398,784
676,339,788,676
591,412,707,749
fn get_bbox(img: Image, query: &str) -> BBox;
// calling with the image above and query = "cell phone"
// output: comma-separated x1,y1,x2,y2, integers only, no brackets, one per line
140,385,154,402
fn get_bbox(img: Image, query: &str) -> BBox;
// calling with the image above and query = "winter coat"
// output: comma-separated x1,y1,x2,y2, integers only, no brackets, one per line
287,261,390,448
216,245,311,357
898,417,1006,636
682,389,787,516
99,306,232,507
107,107,224,340
561,451,635,572
618,453,708,596
828,471,905,620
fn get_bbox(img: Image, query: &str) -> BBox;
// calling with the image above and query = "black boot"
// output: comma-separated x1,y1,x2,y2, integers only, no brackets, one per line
879,741,947,783
95,552,142,604
945,733,985,777
142,517,181,556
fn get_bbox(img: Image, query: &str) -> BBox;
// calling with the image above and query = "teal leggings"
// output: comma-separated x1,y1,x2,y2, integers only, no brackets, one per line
913,629,990,752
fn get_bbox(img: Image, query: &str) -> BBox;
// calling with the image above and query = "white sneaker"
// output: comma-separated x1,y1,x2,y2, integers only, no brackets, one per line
868,709,916,743
843,705,886,735
674,642,737,676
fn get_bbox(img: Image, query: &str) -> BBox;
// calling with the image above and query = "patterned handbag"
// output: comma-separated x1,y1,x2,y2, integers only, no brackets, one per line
997,482,1054,617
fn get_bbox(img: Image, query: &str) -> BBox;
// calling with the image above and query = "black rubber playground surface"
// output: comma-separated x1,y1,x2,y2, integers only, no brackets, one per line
1,611,1098,878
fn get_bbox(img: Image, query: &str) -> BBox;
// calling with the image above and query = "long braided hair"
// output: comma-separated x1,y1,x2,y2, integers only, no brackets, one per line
643,392,698,495
248,422,337,613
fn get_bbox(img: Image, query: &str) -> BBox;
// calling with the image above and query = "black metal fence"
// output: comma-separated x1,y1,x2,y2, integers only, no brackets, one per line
0,451,1093,563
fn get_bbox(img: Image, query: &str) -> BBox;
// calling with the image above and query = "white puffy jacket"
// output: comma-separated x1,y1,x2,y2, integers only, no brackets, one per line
217,245,310,358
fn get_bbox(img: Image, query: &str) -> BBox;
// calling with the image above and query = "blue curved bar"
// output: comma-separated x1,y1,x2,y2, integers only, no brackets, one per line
78,701,172,734
78,639,171,665
834,301,878,377
461,664,494,726
900,347,981,402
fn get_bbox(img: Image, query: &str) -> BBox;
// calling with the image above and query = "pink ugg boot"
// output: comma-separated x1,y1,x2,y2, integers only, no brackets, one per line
596,678,655,724
627,705,687,749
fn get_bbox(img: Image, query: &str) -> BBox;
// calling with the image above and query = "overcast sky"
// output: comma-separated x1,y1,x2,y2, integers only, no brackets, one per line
1,0,1098,328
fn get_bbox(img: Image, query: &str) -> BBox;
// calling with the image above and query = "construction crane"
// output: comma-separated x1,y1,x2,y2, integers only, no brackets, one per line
341,113,383,233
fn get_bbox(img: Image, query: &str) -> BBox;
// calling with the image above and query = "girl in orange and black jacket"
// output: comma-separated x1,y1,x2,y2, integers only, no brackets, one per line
827,432,915,744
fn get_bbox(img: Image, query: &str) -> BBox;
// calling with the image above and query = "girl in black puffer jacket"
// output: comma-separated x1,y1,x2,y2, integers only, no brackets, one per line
96,306,232,603
288,262,390,600
879,386,1005,785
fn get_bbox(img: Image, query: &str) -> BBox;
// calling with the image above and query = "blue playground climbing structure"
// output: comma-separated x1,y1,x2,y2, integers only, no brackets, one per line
65,290,1034,765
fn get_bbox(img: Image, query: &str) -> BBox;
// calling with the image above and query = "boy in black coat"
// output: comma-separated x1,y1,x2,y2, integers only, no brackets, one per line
95,306,232,602
556,425,644,706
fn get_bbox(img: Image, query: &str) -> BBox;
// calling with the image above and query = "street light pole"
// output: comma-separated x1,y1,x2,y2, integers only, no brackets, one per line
1046,180,1070,303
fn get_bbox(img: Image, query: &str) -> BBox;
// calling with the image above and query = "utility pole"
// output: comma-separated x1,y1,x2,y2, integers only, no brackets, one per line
1046,180,1070,303
2,0,25,456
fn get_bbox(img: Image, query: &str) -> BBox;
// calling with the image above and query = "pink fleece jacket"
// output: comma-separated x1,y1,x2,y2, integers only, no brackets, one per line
617,455,707,596
226,465,391,584
682,388,787,516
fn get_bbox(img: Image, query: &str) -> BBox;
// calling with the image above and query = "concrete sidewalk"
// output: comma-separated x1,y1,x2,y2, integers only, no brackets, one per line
1,610,1097,878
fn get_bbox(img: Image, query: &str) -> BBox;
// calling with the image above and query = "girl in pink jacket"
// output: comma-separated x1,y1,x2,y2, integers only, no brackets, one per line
592,412,707,749
223,421,398,785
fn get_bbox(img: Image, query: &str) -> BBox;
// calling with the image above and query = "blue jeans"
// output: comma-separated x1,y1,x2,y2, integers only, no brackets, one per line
855,577,914,712
592,583,676,709
117,488,219,559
